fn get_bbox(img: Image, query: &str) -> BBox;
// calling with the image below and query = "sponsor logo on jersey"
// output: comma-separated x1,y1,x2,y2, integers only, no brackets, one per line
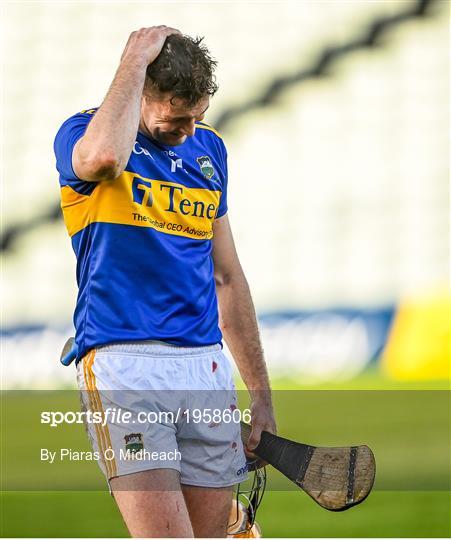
61,172,221,240
131,176,218,220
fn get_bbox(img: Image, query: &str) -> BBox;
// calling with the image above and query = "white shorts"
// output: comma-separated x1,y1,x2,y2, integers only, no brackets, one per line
76,341,249,488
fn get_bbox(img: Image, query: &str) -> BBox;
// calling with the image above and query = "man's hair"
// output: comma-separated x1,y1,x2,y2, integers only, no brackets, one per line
145,34,218,106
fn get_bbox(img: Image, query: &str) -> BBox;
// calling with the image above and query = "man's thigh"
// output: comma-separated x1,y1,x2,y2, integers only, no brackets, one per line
182,484,233,538
111,469,193,538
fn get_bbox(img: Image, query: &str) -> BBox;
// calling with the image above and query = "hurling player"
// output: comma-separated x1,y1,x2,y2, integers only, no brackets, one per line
54,26,275,537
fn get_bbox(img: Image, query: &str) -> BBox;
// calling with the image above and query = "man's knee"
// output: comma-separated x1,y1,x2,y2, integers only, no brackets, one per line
182,485,233,537
111,469,194,538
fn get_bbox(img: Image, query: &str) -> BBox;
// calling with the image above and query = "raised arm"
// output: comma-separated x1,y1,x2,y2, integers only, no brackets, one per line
212,214,276,451
73,26,179,182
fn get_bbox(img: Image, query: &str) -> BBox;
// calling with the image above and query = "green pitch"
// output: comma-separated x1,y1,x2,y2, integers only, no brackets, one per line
1,490,448,537
1,371,449,537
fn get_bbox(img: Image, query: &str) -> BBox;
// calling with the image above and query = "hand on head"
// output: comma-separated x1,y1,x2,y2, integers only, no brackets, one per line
121,26,181,66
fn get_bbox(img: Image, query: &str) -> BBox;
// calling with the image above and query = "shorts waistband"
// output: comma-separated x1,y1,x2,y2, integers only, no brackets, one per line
96,340,222,358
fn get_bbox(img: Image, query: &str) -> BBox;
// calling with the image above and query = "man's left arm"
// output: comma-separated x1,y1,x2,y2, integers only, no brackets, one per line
212,214,276,453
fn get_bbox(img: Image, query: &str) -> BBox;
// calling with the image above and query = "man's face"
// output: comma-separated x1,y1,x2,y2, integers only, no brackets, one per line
140,94,210,146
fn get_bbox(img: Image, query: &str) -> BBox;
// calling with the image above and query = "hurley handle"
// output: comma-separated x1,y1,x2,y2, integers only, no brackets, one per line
240,421,315,484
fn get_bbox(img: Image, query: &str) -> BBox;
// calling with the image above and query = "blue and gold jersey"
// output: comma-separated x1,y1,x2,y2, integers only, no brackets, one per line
54,108,228,360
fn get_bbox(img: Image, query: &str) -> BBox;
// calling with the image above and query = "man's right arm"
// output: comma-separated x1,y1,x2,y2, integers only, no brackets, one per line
73,26,179,182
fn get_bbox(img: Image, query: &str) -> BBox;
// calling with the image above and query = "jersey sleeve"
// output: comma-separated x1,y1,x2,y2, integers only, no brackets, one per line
54,110,95,183
215,141,228,219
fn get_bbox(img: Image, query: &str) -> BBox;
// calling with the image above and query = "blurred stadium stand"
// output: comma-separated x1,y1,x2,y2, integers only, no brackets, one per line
1,0,449,387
